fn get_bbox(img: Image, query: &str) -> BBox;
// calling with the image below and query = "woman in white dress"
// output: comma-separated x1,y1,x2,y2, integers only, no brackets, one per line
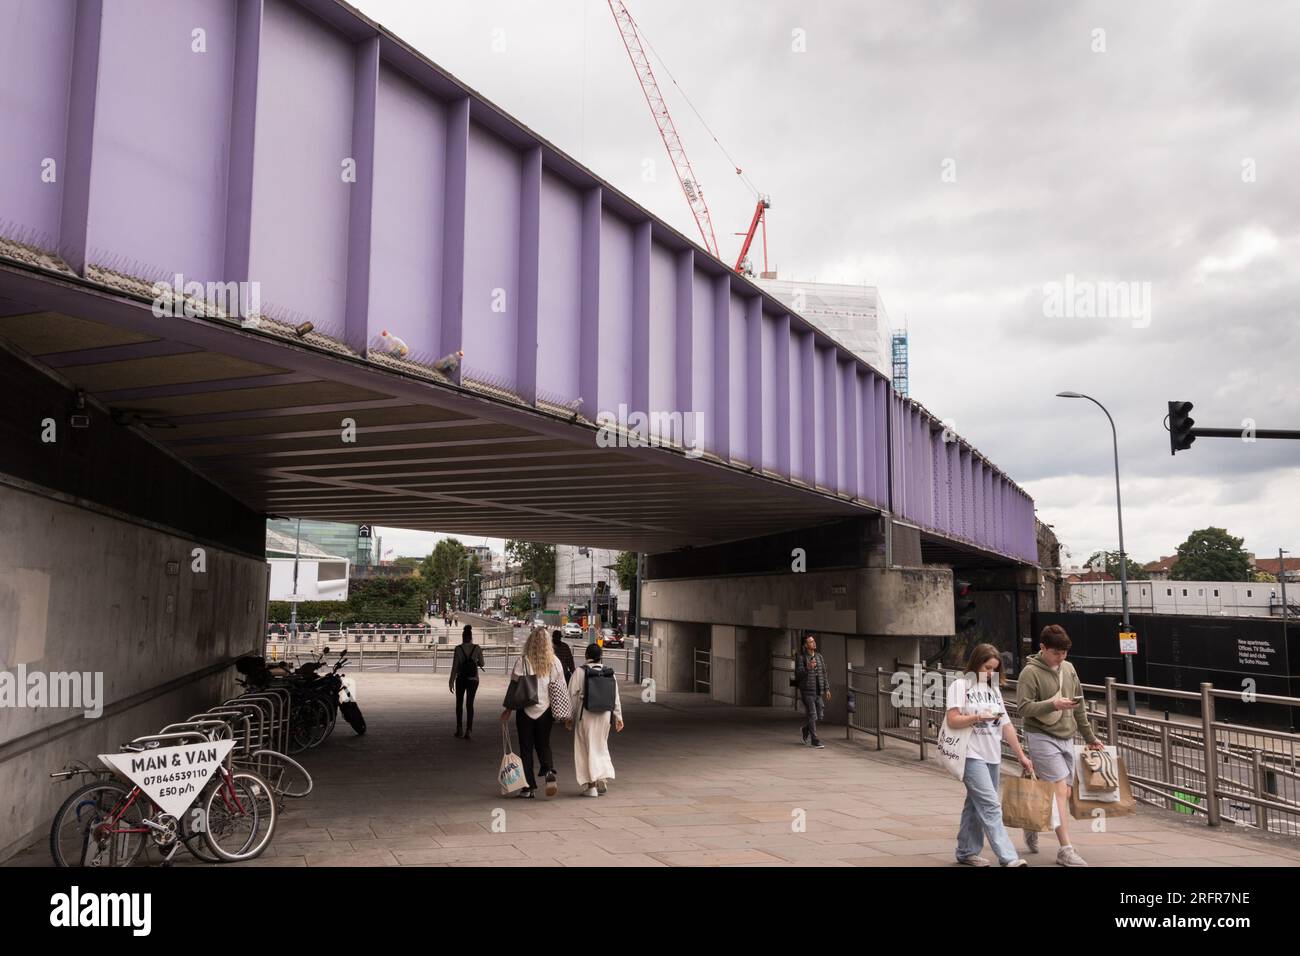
565,643,623,797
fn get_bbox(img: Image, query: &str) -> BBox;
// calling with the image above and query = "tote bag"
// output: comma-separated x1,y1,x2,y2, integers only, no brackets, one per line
936,716,972,781
499,724,527,794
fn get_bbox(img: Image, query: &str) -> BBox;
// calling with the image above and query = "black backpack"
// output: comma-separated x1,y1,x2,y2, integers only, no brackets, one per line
582,665,617,714
457,644,479,682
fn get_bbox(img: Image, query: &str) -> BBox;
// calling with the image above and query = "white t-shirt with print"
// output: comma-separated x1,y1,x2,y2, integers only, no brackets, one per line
946,676,1009,764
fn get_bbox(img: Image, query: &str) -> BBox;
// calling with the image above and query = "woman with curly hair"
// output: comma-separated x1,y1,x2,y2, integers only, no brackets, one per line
500,626,569,798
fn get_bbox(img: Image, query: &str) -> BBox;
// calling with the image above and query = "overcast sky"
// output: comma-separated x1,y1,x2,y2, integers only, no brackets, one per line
355,0,1299,567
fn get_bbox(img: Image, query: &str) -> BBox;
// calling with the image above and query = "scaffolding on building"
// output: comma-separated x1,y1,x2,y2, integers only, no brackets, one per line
891,330,909,397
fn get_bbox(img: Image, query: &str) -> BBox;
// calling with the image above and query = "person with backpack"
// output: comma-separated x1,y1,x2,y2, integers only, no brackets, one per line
450,624,485,740
564,643,623,796
551,629,576,682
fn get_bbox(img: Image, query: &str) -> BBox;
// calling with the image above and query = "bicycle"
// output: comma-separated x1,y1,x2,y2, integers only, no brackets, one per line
49,734,277,867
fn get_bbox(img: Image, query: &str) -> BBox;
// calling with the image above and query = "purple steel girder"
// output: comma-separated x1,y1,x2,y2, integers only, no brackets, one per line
0,0,1036,563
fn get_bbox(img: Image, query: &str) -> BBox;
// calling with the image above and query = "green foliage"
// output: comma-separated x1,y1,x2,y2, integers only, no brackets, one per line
614,551,639,592
267,576,427,625
1085,550,1149,581
1169,527,1250,582
506,540,555,605
420,538,483,610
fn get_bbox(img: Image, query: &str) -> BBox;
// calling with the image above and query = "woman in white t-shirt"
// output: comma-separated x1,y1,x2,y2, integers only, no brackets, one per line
944,643,1035,867
500,627,568,798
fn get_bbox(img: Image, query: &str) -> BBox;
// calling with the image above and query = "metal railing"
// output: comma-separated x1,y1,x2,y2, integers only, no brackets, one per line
264,638,656,682
845,661,1300,837
694,648,712,694
771,654,798,709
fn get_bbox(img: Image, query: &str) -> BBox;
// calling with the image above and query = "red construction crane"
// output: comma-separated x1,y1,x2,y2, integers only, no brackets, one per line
608,0,719,258
607,1,771,276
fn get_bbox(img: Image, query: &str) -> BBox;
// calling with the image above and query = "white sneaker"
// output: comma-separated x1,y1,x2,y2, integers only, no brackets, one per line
582,786,599,797
1003,859,1028,867
1024,829,1039,854
956,856,991,867
1057,846,1088,867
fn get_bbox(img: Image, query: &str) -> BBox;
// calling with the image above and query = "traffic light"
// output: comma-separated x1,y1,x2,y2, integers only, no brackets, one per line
954,579,977,632
1168,401,1195,455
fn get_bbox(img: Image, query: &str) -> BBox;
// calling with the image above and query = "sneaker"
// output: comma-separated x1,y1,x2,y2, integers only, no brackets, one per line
1056,846,1088,867
1024,829,1039,854
956,856,991,867
801,725,810,743
596,779,608,795
517,788,535,799
811,738,825,749
1003,859,1028,867
582,786,599,797
544,771,558,797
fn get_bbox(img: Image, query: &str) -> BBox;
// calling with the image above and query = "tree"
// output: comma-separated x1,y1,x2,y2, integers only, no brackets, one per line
507,540,555,606
420,539,482,610
1085,550,1149,581
1169,528,1250,582
614,551,639,592
1253,569,1278,583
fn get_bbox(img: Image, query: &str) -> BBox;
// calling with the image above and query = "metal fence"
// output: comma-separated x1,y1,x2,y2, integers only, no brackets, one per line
265,638,655,682
846,661,1300,838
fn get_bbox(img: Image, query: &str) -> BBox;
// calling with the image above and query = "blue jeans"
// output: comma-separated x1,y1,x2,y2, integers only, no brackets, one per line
956,759,1019,865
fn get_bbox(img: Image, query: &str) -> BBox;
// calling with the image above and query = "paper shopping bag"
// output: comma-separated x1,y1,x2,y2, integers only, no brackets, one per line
1000,772,1055,831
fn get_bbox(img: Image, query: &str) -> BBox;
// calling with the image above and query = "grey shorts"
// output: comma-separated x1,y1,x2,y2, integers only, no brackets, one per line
1026,732,1074,783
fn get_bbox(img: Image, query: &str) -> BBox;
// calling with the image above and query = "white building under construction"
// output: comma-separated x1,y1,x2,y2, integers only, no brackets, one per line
756,278,897,380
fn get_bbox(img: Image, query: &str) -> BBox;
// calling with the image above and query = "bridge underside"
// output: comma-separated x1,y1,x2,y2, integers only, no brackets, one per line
0,267,877,554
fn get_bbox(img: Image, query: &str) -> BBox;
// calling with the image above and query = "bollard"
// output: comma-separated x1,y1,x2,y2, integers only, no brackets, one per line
1200,683,1220,826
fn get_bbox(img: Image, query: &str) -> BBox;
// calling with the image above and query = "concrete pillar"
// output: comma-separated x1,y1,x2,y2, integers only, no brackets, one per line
734,627,777,706
710,625,736,703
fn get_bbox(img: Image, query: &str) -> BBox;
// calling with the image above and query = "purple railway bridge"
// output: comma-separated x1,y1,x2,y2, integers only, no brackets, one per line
0,0,1035,563
0,4,1049,836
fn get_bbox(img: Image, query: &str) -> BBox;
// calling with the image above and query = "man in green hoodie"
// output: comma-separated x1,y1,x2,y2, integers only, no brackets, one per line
1017,624,1105,866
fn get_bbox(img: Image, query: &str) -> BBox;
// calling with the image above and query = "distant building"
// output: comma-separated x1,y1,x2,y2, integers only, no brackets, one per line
1143,555,1178,580
266,518,372,569
756,278,894,376
481,565,531,611
1254,556,1300,582
553,545,628,626
265,527,349,602
1068,579,1297,619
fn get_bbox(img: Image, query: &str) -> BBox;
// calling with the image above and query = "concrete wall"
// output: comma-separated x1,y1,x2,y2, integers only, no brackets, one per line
642,566,953,719
640,566,954,637
0,483,266,861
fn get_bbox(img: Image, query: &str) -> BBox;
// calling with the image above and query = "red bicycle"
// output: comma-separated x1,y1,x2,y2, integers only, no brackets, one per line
49,734,277,867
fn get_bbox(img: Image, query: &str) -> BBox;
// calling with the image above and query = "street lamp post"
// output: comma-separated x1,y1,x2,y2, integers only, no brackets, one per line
290,517,302,643
1056,392,1137,715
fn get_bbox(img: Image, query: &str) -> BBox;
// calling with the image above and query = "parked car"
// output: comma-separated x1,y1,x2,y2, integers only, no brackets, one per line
600,627,624,648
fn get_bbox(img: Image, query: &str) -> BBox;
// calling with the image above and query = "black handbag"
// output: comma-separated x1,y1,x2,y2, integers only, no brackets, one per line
504,656,539,710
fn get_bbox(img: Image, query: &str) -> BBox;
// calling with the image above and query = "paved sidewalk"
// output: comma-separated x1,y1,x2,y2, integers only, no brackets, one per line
13,672,1300,867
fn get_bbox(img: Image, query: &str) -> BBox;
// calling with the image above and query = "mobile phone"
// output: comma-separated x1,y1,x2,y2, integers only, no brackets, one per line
1071,695,1084,702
